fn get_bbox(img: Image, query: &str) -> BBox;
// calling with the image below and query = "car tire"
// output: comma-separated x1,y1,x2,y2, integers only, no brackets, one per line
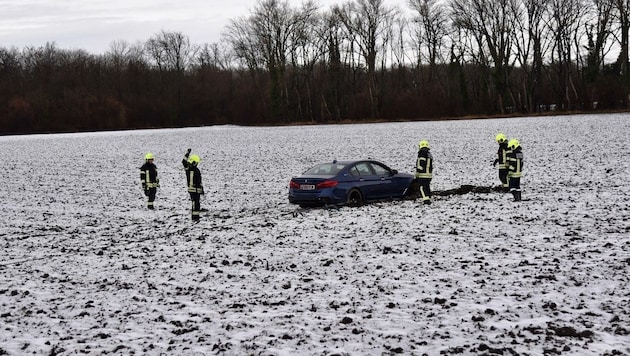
347,188,364,206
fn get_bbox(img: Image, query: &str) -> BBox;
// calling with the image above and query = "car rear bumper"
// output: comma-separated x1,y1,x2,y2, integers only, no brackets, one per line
288,188,344,205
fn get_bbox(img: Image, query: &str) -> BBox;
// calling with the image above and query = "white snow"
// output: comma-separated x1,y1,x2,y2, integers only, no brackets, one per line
1,114,629,355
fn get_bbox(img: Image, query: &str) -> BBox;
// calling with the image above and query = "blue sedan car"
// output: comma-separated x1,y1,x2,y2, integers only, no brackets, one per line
288,159,417,206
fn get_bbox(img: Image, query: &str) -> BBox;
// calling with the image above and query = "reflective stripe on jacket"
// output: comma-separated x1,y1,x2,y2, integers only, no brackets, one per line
507,147,523,178
497,143,509,169
183,157,203,194
187,170,204,193
415,148,433,179
140,163,158,188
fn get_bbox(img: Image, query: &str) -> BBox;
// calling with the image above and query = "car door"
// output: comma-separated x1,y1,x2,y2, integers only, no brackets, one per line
348,162,380,198
369,162,397,198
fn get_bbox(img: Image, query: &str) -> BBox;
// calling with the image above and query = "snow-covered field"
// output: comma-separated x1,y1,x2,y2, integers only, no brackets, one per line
1,114,628,355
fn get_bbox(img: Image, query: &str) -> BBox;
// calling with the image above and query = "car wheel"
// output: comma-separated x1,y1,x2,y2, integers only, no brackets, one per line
347,188,364,206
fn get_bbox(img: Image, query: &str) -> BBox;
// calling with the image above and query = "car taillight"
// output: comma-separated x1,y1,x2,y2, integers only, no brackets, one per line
289,180,300,188
316,180,338,189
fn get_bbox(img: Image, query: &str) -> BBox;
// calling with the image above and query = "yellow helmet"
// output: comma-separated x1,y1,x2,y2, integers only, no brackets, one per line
144,152,154,160
188,154,201,165
495,133,507,143
418,140,430,149
508,139,520,150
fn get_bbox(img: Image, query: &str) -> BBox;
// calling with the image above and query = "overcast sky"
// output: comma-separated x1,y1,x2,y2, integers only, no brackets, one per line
0,0,409,55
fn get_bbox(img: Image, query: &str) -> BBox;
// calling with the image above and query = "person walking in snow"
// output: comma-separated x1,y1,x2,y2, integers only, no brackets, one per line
182,148,204,221
506,139,523,201
492,133,509,192
140,152,159,209
415,140,433,205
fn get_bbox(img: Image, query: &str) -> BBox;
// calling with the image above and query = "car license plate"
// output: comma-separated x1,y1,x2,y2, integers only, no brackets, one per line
300,184,315,190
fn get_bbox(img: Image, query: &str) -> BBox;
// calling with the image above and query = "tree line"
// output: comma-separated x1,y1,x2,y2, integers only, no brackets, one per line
1,0,629,134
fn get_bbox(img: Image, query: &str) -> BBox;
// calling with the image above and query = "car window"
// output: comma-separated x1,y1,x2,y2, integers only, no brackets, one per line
370,163,391,176
304,163,346,175
351,162,374,176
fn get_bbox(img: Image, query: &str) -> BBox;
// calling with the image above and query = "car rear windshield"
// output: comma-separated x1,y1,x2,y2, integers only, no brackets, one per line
304,163,346,175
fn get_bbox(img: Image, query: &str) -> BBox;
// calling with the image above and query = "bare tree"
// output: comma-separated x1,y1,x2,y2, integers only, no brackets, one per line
450,0,522,113
224,0,318,122
317,10,348,121
0,47,28,132
583,0,615,84
408,0,450,70
407,0,451,112
224,16,264,71
286,2,325,122
547,0,587,109
614,0,630,104
105,40,134,99
21,42,61,130
333,0,396,118
511,0,551,112
254,0,318,121
0,47,22,94
194,43,233,70
145,30,196,123
145,30,195,72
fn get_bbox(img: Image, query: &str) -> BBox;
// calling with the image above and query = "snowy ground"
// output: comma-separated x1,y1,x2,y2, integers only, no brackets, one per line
1,114,629,355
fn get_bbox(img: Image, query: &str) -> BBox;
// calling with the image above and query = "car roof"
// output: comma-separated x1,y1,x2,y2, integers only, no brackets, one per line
326,159,381,165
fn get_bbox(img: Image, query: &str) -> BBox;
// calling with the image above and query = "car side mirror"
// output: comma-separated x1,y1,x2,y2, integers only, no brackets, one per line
391,169,398,175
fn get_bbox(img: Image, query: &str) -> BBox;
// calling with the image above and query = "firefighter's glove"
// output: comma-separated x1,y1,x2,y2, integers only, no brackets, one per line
185,148,191,158
492,159,498,166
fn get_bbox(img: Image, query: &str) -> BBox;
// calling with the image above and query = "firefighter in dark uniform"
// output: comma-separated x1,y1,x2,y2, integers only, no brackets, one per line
415,140,433,205
507,139,523,201
492,133,509,192
140,152,159,209
182,149,204,221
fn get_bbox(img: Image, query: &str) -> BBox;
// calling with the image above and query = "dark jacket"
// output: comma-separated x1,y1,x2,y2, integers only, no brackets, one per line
415,147,433,179
182,158,203,194
495,142,509,169
140,162,159,189
507,146,523,177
